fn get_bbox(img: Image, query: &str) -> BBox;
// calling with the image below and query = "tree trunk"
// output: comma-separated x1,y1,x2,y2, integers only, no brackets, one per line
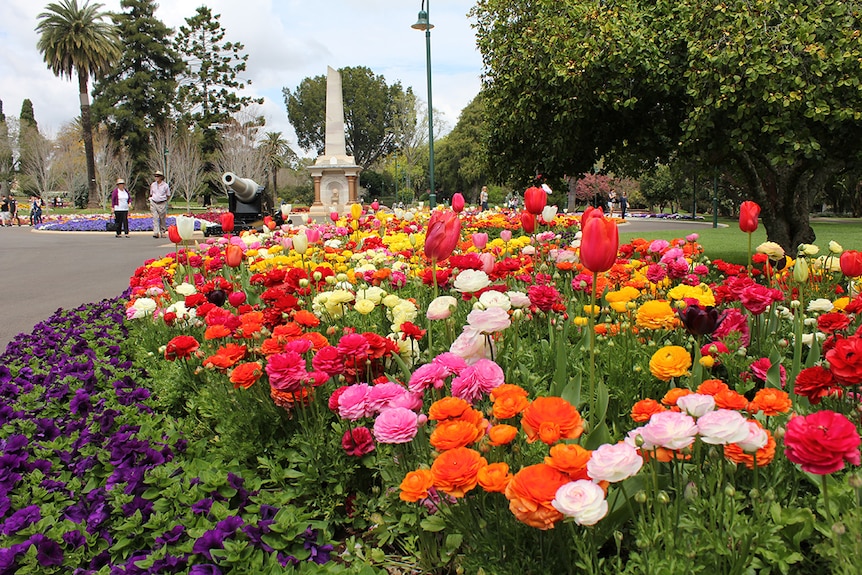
79,72,99,210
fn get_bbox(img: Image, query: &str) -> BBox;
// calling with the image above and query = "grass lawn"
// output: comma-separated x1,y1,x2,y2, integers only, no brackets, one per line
620,217,862,265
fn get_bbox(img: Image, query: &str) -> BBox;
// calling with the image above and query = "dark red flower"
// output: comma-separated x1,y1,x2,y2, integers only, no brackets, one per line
165,335,200,360
342,427,376,456
793,365,840,405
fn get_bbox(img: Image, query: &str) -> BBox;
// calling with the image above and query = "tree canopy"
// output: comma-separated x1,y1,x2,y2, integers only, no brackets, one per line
283,66,406,169
473,0,862,251
435,95,489,202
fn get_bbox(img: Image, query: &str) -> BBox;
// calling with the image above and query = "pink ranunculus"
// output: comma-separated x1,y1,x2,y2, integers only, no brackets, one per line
467,307,511,334
713,308,751,348
449,326,490,365
373,407,419,444
367,382,410,414
648,239,670,254
784,410,861,474
342,427,375,456
646,264,667,283
391,391,425,411
640,411,699,451
527,284,562,312
735,420,769,453
586,442,643,483
696,409,751,445
739,283,783,315
748,357,786,387
450,359,504,404
676,393,716,418
312,345,344,377
552,480,608,526
337,383,372,421
265,351,308,392
432,352,469,376
337,333,371,361
285,339,313,354
408,362,450,393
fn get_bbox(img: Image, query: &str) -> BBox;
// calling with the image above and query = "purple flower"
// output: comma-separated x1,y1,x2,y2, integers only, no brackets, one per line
62,530,87,549
3,505,40,535
189,564,222,575
29,533,64,567
191,499,213,515
192,529,226,560
155,525,186,547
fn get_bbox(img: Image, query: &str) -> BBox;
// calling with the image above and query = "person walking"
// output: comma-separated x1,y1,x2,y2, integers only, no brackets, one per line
619,191,628,219
149,170,170,238
8,195,19,226
111,178,131,238
30,196,43,226
480,186,489,211
0,195,9,227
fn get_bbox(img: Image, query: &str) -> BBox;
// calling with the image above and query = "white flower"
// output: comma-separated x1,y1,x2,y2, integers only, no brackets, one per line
507,291,532,308
477,291,511,311
736,421,769,453
542,205,558,224
427,295,458,320
131,298,157,318
807,298,834,313
453,269,491,293
356,286,386,305
696,409,750,445
552,480,608,526
676,393,716,418
174,282,197,296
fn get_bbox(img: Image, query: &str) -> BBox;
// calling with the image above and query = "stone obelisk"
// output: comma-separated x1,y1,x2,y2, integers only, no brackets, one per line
308,66,361,219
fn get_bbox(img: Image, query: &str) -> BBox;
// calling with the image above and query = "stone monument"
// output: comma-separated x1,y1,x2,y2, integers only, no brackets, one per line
308,66,362,220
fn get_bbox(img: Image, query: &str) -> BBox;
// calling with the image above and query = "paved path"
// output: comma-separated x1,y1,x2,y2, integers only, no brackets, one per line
0,217,724,351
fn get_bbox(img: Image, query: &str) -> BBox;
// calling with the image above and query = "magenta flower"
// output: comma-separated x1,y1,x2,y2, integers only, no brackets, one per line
372,407,419,444
337,384,372,421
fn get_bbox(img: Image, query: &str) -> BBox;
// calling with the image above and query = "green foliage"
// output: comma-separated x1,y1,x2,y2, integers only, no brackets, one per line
435,95,489,199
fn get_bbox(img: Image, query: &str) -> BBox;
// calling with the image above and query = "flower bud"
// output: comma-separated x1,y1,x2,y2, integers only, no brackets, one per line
299,278,309,287
634,491,648,504
684,482,699,500
832,522,846,536
724,485,736,498
849,474,862,489
656,491,670,505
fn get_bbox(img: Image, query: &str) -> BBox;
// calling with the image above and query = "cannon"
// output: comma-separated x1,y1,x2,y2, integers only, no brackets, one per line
204,172,274,236
222,172,261,203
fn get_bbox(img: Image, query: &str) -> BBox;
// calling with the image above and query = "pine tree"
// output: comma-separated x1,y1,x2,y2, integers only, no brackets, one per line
91,0,183,206
0,99,14,193
19,99,37,132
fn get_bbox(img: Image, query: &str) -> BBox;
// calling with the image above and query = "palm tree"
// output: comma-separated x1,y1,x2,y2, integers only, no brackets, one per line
260,131,290,207
36,0,120,209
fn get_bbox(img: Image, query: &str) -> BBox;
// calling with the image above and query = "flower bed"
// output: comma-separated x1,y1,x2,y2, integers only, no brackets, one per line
3,202,862,574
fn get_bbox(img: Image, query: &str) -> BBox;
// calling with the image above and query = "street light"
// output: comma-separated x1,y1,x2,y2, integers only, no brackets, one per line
412,1,435,209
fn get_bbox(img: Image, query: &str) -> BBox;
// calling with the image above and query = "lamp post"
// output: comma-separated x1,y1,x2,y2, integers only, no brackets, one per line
412,1,435,209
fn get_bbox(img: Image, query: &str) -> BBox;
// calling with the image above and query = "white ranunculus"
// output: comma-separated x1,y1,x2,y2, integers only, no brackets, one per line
453,269,490,293
132,298,157,317
427,295,458,320
174,282,197,296
357,286,386,305
552,480,608,526
507,291,532,308
807,298,834,313
478,290,511,311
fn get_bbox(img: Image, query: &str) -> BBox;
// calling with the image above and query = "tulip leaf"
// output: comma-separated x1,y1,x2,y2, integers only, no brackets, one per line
804,334,821,367
595,380,609,422
766,349,783,388
585,421,611,449
561,373,582,408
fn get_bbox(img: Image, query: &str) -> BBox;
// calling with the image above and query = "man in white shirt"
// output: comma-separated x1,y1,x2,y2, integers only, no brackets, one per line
149,170,170,238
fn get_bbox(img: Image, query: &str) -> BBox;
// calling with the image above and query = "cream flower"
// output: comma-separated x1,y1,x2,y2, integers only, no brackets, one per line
354,299,376,315
476,291,511,311
427,295,458,320
807,298,834,313
798,243,819,256
174,282,197,296
357,286,386,305
755,242,785,260
829,240,843,254
453,269,491,293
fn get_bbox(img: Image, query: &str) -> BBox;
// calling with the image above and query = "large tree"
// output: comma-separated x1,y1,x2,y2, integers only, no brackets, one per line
174,5,261,159
92,0,183,207
259,131,292,205
473,0,862,252
0,100,15,194
435,95,489,202
36,0,120,209
283,66,404,169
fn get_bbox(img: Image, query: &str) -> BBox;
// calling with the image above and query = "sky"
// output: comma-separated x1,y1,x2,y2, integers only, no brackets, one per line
0,0,484,154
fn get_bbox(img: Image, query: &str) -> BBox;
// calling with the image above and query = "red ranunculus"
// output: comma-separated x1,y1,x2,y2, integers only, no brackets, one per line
824,335,862,385
580,216,618,273
451,193,465,213
167,225,182,244
519,211,536,234
342,427,376,456
524,186,547,215
220,212,235,233
424,210,461,262
228,291,246,307
817,312,851,335
784,410,861,474
225,244,243,268
793,365,839,405
738,201,760,233
840,250,862,278
165,335,200,360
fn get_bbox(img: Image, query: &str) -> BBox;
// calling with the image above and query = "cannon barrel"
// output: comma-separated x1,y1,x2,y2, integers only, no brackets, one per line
222,172,261,203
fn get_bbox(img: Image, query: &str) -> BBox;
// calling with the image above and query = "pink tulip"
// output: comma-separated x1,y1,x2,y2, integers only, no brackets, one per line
479,252,495,274
472,232,489,250
424,210,461,262
371,200,380,211
330,212,339,222
500,230,512,242
452,193,465,213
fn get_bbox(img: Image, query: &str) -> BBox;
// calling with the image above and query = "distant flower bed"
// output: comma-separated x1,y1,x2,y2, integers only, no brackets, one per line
35,214,203,232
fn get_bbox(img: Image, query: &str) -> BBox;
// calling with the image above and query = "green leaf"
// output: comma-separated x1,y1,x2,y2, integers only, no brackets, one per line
420,514,447,532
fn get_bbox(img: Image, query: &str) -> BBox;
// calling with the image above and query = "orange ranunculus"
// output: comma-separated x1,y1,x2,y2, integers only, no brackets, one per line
697,379,730,396
505,464,569,530
493,392,530,420
521,396,584,444
544,443,592,480
661,387,693,407
424,210,461,262
739,201,760,233
271,388,312,410
273,323,303,339
301,331,330,350
204,324,233,340
294,309,320,327
430,447,486,498
635,300,678,330
490,383,529,402
487,424,518,446
748,388,792,416
714,389,749,410
649,346,692,381
400,469,434,502
631,398,667,422
580,216,619,273
429,396,472,421
225,244,243,268
478,462,512,493
724,429,776,469
230,361,263,389
840,250,862,278
524,186,547,215
260,338,286,356
430,420,484,451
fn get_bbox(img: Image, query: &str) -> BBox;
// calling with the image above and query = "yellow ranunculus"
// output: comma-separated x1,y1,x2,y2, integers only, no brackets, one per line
649,346,692,381
354,299,376,315
635,300,678,330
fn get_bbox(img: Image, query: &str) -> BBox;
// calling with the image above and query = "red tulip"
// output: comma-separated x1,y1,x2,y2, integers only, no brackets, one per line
228,291,247,307
581,206,604,227
841,250,862,277
371,200,380,211
519,211,536,234
167,225,182,244
524,186,547,215
424,210,461,261
452,193,465,213
220,212,234,233
264,216,276,230
225,244,243,267
739,201,761,233
580,216,619,273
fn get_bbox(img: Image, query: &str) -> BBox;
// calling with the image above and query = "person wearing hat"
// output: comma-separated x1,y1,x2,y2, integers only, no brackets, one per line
111,177,131,237
149,170,170,238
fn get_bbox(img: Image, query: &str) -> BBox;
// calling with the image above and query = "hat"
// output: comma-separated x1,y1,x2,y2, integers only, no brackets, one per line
116,178,125,184
154,170,164,177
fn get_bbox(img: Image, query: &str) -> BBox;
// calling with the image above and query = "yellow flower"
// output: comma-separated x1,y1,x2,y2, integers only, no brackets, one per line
573,316,589,327
699,355,715,368
649,346,692,381
667,284,716,307
354,299,376,315
834,297,850,311
583,304,601,316
635,300,678,330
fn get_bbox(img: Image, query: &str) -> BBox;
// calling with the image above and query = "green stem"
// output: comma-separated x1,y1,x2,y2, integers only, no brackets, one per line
588,270,599,431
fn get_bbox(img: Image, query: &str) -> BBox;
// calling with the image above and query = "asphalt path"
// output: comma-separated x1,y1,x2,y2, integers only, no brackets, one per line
0,217,723,351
